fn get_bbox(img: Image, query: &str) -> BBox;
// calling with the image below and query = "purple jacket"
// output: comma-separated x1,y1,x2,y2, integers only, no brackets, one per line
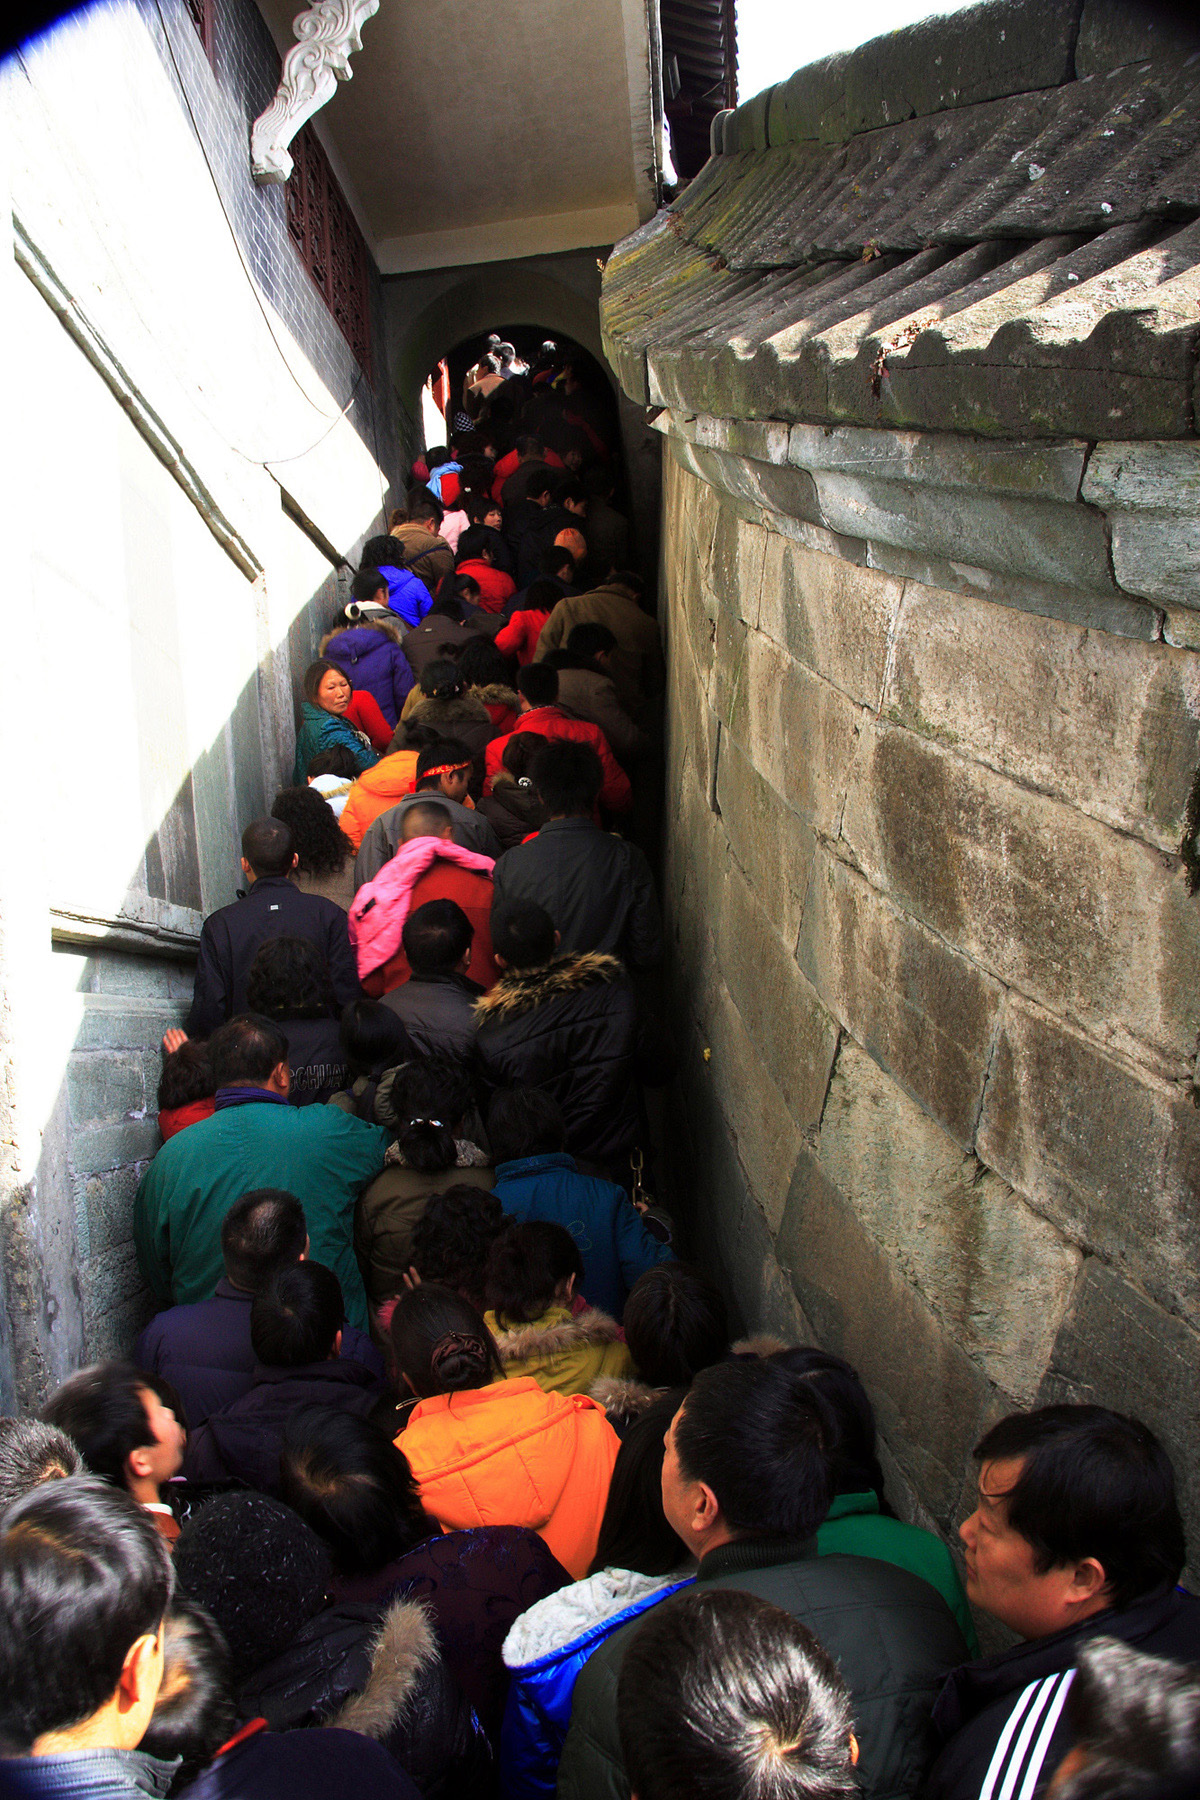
135,1279,384,1429
323,624,415,727
182,1355,389,1492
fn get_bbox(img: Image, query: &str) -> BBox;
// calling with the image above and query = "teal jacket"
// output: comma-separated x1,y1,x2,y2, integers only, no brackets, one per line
292,702,379,784
134,1099,388,1331
817,1490,979,1653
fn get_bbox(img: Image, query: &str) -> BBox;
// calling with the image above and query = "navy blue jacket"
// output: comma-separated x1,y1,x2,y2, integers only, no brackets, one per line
492,1153,673,1317
180,1727,418,1800
186,877,360,1038
135,1279,384,1428
182,1355,388,1492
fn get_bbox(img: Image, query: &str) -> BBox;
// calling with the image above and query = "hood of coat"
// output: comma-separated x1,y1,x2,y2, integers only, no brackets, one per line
502,1567,687,1670
403,1378,600,1528
407,692,491,725
587,1372,662,1425
474,952,624,1024
320,618,406,656
471,682,520,709
489,1305,622,1365
329,1598,438,1740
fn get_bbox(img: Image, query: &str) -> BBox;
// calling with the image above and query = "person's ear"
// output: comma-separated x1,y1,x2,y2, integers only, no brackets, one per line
271,1060,291,1096
291,852,300,871
440,823,455,839
553,930,561,948
849,1734,859,1767
118,1626,164,1716
493,952,508,970
565,1271,577,1301
126,1443,154,1482
332,1328,343,1361
240,857,253,879
1070,1557,1109,1605
693,1480,722,1534
300,1236,310,1261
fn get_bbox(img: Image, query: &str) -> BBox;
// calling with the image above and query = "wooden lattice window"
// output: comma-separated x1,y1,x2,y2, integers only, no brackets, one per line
186,0,216,68
286,124,373,376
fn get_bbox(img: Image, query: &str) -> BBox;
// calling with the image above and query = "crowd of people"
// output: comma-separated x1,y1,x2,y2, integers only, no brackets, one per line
1,335,1198,1800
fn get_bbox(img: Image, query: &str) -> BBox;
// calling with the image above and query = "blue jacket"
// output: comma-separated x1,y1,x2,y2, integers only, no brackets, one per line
499,1571,692,1799
426,460,462,501
378,562,435,629
492,1153,674,1318
322,625,415,728
292,701,379,784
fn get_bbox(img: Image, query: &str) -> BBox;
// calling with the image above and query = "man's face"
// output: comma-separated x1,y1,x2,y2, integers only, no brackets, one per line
660,1405,698,1543
137,1388,186,1483
441,769,471,804
959,1457,1101,1639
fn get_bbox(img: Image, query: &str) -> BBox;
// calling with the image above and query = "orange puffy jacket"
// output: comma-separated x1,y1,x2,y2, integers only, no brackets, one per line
339,750,419,850
398,1378,620,1579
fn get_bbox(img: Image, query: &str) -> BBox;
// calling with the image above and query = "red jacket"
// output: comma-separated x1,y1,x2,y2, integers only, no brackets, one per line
457,560,516,615
495,609,551,666
344,690,393,751
158,1098,216,1140
485,707,631,813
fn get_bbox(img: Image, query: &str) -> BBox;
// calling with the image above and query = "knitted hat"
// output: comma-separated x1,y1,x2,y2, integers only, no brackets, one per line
174,1493,330,1683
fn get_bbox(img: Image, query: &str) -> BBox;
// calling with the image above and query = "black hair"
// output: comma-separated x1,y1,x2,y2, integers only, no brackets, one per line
241,817,294,878
1056,1635,1200,1800
416,735,472,781
673,1360,835,1541
405,490,445,525
157,1039,215,1112
40,1364,158,1490
220,1188,307,1294
526,578,565,611
590,1390,687,1577
491,899,557,969
419,659,467,702
306,745,361,780
300,659,348,708
139,1601,238,1783
618,1588,857,1800
456,525,495,565
425,444,450,469
376,1054,474,1140
458,636,514,691
339,998,411,1077
566,621,617,658
539,544,575,578
250,1262,345,1368
351,567,389,601
623,1264,729,1388
245,936,337,1021
403,899,474,975
517,663,558,708
466,492,501,524
515,434,544,457
524,470,556,503
271,784,352,875
583,464,616,498
0,1418,83,1513
501,732,549,782
0,1478,174,1752
207,1014,289,1088
769,1348,887,1504
409,1185,506,1311
363,532,407,565
486,1088,567,1164
554,475,587,508
973,1405,1186,1610
485,1220,583,1328
279,1406,432,1575
389,1283,504,1398
400,800,455,842
532,738,602,816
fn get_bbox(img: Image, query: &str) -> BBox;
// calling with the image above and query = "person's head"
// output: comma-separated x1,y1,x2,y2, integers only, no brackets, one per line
466,493,503,532
419,658,467,703
566,621,617,664
623,1264,729,1388
456,525,495,567
339,998,411,1078
532,738,602,818
138,1601,238,1783
375,1055,475,1174
1050,1636,1200,1800
306,745,361,781
959,1405,1186,1639
41,1364,185,1500
271,784,351,876
424,444,450,470
0,1418,83,1513
415,736,472,804
521,581,562,621
590,1389,687,1578
516,434,544,461
517,663,558,712
389,1283,503,1398
351,567,388,606
485,1220,583,1328
240,817,296,881
554,527,588,563
583,464,616,501
554,475,587,515
403,899,473,977
409,1185,506,1310
157,1039,215,1113
500,731,549,787
250,1262,344,1368
220,1187,307,1294
0,1478,173,1755
769,1348,886,1504
405,490,444,529
618,1587,858,1800
173,1493,330,1685
491,899,558,972
363,532,404,566
454,573,482,610
207,1014,289,1095
302,658,352,717
662,1359,835,1559
245,936,337,1021
279,1406,432,1575
457,635,514,692
525,470,555,505
400,799,455,843
486,1087,567,1164
539,544,575,583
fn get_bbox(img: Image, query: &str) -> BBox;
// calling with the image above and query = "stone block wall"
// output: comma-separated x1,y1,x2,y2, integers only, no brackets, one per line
660,447,1200,1569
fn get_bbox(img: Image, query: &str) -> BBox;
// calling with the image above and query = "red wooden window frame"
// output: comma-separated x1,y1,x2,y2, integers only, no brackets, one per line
285,124,373,376
185,0,217,70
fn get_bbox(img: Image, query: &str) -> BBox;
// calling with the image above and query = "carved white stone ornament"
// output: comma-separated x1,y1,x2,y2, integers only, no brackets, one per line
251,0,379,185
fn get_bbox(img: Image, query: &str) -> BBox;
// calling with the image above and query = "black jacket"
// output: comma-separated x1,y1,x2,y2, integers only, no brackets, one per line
382,971,483,1061
557,1536,969,1800
473,953,660,1169
491,818,662,966
186,877,360,1037
182,1355,387,1493
273,1015,350,1105
517,505,579,586
477,779,547,852
925,1582,1200,1800
236,1596,491,1800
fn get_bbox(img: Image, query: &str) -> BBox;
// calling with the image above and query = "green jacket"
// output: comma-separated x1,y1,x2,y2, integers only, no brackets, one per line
134,1099,388,1331
556,1535,969,1800
817,1491,979,1653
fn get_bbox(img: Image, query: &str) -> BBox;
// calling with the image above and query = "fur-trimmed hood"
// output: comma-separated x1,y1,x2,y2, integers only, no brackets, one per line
320,614,406,654
330,1599,436,1740
407,691,491,724
471,681,520,709
588,1373,663,1425
474,952,624,1023
490,1306,622,1364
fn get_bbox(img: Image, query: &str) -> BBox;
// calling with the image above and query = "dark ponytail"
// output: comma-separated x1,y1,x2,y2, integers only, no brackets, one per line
484,1220,583,1328
390,1284,503,1397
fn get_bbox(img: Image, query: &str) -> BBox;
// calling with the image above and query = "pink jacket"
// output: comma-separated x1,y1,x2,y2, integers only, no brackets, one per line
348,836,495,978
